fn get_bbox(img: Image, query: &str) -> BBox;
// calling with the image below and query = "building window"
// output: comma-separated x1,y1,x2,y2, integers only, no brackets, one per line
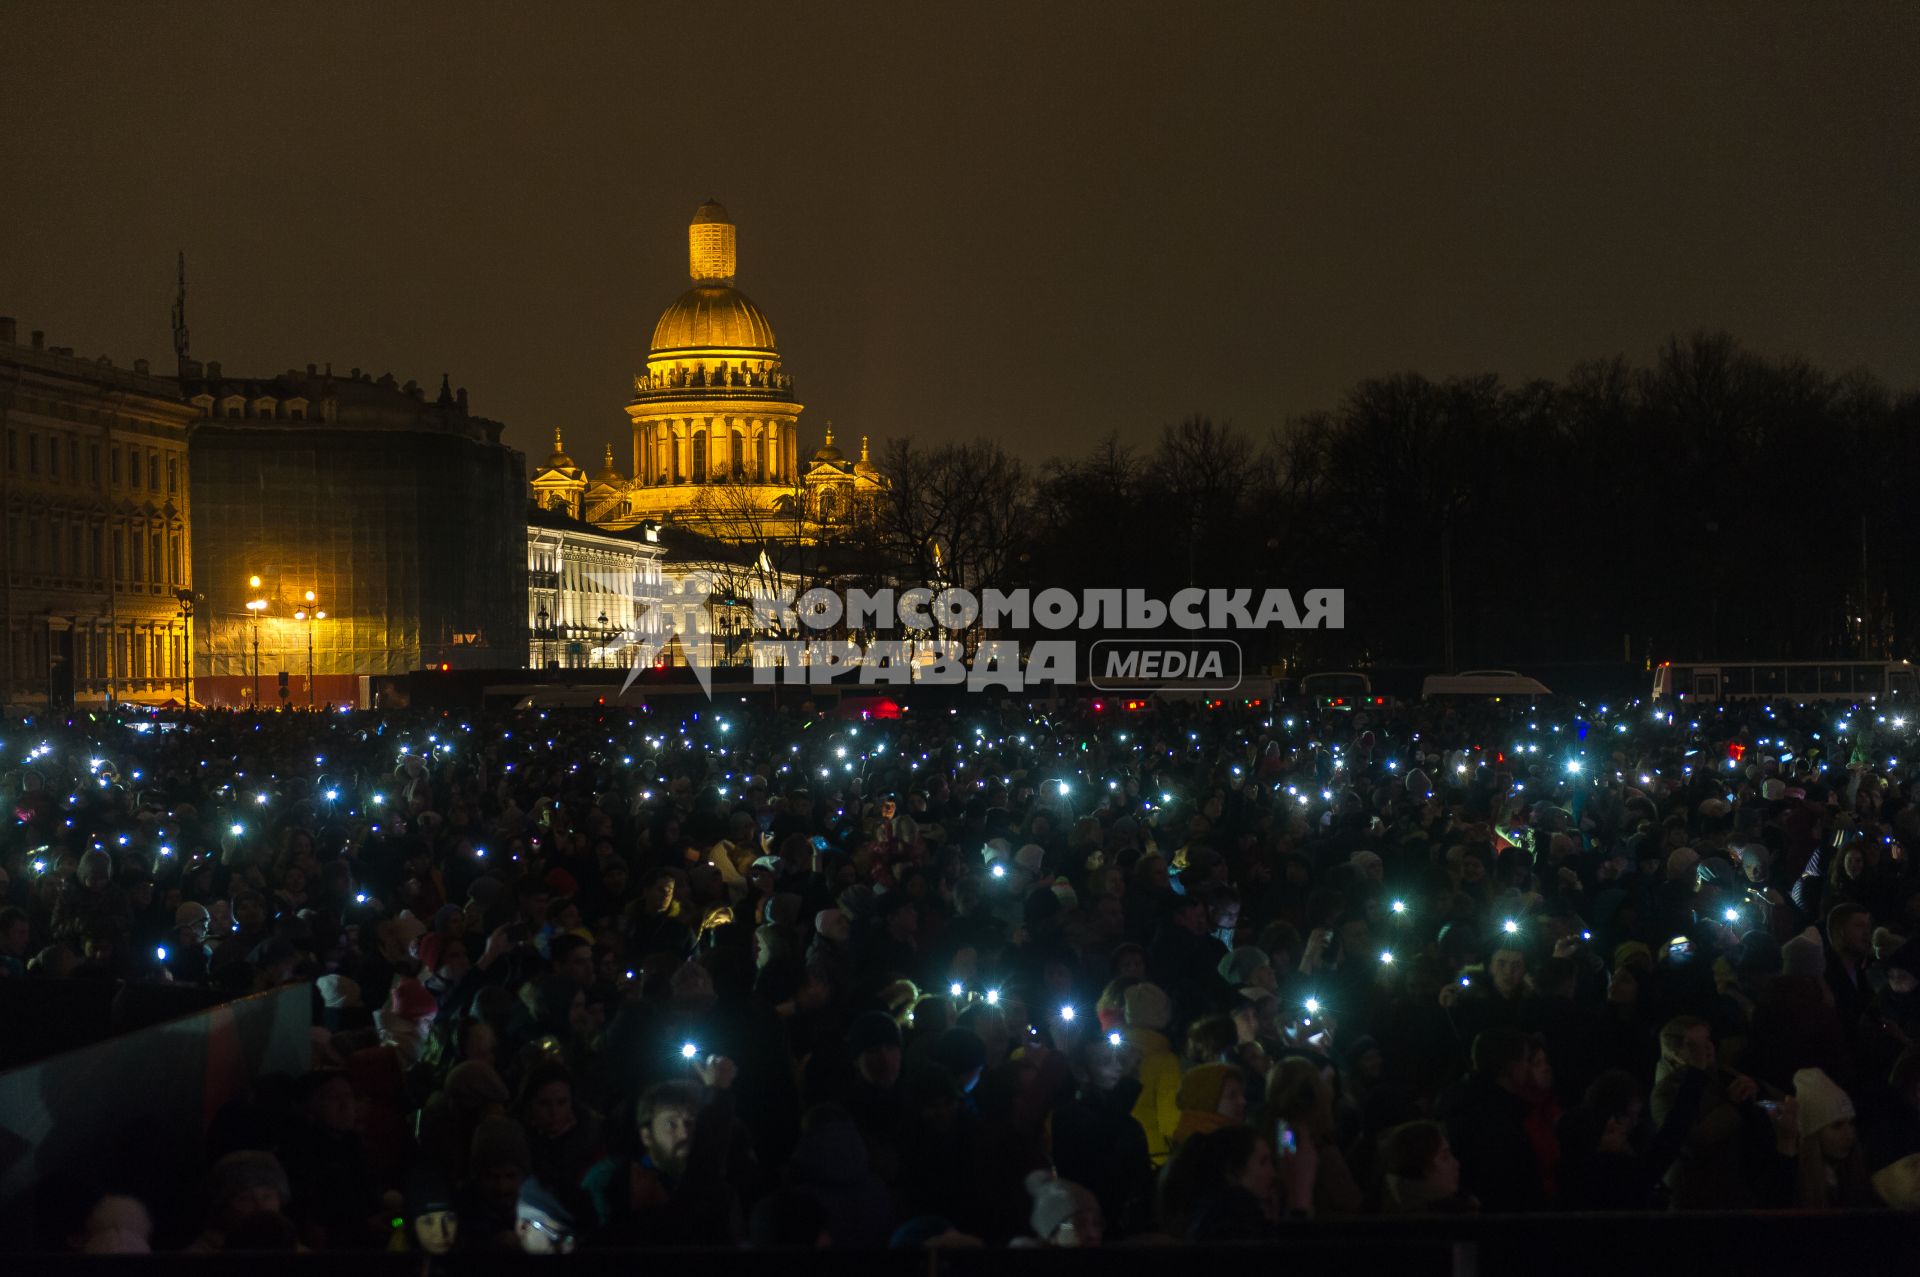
4,430,14,472
111,447,120,484
49,437,59,478
89,443,100,483
167,457,178,493
148,452,160,490
68,437,77,479
151,534,163,584
90,526,102,581
27,434,39,473
114,529,126,581
170,536,181,584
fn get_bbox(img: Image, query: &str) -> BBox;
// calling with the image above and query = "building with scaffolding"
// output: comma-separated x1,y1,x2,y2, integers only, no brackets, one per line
185,360,526,706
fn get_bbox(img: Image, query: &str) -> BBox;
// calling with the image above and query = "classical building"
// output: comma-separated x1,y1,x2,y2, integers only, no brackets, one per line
526,503,666,670
0,317,198,707
185,360,527,705
529,201,887,542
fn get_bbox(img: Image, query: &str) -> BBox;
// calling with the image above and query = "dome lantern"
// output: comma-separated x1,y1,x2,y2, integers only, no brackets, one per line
689,200,736,285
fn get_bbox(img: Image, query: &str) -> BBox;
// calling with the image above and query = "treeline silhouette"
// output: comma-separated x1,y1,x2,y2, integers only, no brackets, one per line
864,332,1920,671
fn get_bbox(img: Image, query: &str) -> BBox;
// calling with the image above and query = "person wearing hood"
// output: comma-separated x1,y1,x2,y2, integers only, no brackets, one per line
784,1105,895,1248
1169,1062,1246,1153
1119,982,1183,1166
417,1060,511,1187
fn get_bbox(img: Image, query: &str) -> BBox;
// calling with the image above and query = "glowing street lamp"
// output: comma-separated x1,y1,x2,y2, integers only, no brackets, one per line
293,590,327,710
245,575,268,706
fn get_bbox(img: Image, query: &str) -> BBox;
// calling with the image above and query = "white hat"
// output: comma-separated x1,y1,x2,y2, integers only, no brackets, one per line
1793,1067,1856,1136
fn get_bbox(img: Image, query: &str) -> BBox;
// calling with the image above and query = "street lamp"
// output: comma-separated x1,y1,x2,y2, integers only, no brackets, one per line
173,588,195,708
245,575,267,707
596,610,609,669
535,605,550,671
293,590,326,710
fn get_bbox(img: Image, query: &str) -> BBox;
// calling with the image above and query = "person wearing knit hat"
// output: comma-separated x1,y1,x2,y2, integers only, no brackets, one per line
208,1149,291,1218
1778,1067,1874,1208
315,973,361,1009
1123,981,1171,1032
1611,940,1653,974
813,907,851,945
515,1179,577,1254
404,1163,458,1254
1792,1067,1855,1139
415,931,450,977
74,1194,153,1254
387,975,439,1022
1023,1169,1103,1247
1781,927,1826,982
1219,946,1276,990
446,1059,511,1108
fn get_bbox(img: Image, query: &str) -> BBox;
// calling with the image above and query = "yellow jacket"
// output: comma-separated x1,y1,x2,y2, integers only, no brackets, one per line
1125,1027,1184,1166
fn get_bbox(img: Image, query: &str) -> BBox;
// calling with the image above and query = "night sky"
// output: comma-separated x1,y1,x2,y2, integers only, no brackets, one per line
4,2,1917,467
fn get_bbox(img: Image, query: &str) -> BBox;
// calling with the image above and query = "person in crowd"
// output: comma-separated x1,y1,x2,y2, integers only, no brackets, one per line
1377,1120,1474,1214
4,695,1920,1252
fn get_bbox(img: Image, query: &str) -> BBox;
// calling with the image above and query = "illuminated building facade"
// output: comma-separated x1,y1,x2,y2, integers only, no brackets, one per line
528,201,887,542
526,504,666,670
186,361,527,705
0,318,198,707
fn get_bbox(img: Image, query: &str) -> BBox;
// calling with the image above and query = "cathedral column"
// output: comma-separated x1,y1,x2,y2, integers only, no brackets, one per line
767,421,780,481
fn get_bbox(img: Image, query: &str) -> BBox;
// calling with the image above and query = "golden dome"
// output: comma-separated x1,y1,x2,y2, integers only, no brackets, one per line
545,427,578,470
595,442,622,482
810,424,844,464
649,285,778,353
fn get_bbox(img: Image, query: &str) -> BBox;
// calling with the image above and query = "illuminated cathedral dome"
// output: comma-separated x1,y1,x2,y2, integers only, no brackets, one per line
649,286,778,353
810,425,844,464
647,200,779,354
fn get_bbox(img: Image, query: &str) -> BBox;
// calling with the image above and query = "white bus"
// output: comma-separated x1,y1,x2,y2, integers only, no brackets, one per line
1650,659,1919,704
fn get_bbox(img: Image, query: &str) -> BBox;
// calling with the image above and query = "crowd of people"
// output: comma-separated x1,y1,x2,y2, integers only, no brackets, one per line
4,691,1920,1253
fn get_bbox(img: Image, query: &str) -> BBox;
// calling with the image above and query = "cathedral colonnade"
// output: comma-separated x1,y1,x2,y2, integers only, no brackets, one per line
631,415,797,485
